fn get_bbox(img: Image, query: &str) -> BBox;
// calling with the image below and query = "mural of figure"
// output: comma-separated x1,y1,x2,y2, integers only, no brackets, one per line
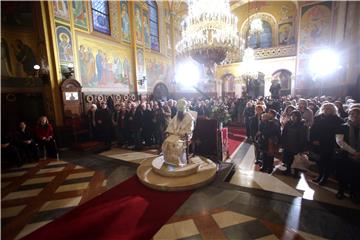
135,5,142,43
137,49,145,79
58,32,73,62
12,39,36,75
96,49,104,84
143,12,150,48
54,0,69,20
113,58,123,83
78,45,87,85
86,48,96,86
121,2,130,42
279,23,294,45
72,1,88,29
1,38,13,76
123,58,130,83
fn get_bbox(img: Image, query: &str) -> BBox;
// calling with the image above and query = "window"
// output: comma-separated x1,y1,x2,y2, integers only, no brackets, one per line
147,1,159,51
246,20,272,49
91,0,110,34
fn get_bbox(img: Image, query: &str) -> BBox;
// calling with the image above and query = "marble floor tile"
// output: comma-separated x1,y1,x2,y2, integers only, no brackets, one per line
298,230,328,240
47,161,67,166
74,165,85,169
40,196,82,212
3,189,43,201
173,219,200,239
2,171,27,178
212,210,255,228
256,234,279,240
66,171,95,180
22,176,55,185
15,221,51,240
2,205,26,218
37,167,64,174
153,223,177,240
55,182,89,193
21,163,38,168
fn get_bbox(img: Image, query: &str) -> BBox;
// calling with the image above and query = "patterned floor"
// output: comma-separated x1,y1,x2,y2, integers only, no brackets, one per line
229,143,360,209
154,209,326,240
1,159,107,240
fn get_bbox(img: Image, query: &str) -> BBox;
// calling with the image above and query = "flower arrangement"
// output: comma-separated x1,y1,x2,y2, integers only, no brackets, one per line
210,103,232,125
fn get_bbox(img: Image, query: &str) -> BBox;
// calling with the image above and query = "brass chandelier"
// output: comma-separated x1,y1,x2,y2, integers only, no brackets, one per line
175,0,240,68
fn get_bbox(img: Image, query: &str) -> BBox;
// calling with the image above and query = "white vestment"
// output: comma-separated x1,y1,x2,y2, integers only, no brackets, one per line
162,111,197,166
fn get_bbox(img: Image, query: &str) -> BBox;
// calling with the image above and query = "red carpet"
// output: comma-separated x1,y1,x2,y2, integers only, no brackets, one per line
24,176,192,240
228,127,246,156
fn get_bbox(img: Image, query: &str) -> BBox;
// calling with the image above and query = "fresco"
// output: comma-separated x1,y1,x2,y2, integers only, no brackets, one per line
53,0,70,21
278,22,295,45
136,48,146,91
109,1,121,40
135,4,143,44
166,23,172,56
145,57,172,89
121,1,131,42
56,24,74,63
76,34,131,91
1,1,33,27
13,39,37,76
299,1,332,55
72,1,88,30
1,38,14,77
143,10,151,48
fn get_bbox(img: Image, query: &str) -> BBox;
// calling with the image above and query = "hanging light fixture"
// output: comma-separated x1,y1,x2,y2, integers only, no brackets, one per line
249,1,263,35
175,0,240,71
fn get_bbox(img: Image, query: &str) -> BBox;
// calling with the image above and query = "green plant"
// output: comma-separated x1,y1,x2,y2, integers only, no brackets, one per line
210,103,231,125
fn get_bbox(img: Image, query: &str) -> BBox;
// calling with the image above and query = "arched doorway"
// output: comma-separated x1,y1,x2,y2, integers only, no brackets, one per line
153,83,169,101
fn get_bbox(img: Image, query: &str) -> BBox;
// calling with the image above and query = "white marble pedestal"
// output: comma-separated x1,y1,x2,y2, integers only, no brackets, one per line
137,156,217,191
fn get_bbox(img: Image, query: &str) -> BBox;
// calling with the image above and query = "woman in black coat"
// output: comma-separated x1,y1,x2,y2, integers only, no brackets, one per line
310,103,343,185
281,111,308,176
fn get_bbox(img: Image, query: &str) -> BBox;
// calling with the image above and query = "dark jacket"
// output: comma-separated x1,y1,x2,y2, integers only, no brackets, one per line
310,114,343,153
281,120,308,153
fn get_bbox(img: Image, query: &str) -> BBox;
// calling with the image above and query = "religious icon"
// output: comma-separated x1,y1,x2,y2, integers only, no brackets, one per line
53,0,70,21
72,1,88,30
135,4,143,43
121,2,130,42
12,39,36,76
56,25,73,63
143,11,150,48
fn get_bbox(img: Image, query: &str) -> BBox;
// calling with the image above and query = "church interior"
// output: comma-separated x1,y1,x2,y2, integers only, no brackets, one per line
1,0,360,239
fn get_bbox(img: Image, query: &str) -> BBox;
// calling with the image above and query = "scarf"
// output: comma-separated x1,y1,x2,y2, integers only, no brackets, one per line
348,121,360,151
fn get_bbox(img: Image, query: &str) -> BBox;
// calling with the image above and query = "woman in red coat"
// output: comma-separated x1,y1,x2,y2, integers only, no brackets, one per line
35,116,57,158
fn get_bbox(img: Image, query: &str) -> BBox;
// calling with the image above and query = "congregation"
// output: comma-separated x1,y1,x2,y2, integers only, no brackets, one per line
2,94,360,204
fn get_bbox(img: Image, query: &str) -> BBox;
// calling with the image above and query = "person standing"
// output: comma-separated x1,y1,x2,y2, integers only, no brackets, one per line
96,102,112,149
310,103,343,185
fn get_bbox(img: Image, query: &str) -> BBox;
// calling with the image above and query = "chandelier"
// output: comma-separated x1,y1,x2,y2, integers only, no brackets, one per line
249,18,263,34
241,47,258,79
175,0,240,67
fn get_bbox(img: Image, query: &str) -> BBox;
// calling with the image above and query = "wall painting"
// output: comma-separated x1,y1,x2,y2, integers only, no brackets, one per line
134,4,143,44
72,1,88,30
1,36,37,78
145,57,172,90
76,33,131,92
121,1,131,43
109,1,121,41
166,23,172,56
278,22,295,46
53,0,70,21
1,1,33,27
299,1,332,55
136,48,146,91
143,10,151,48
56,23,74,64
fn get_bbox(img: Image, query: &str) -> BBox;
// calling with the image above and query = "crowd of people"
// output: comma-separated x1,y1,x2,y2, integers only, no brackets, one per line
242,95,360,203
2,93,359,203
